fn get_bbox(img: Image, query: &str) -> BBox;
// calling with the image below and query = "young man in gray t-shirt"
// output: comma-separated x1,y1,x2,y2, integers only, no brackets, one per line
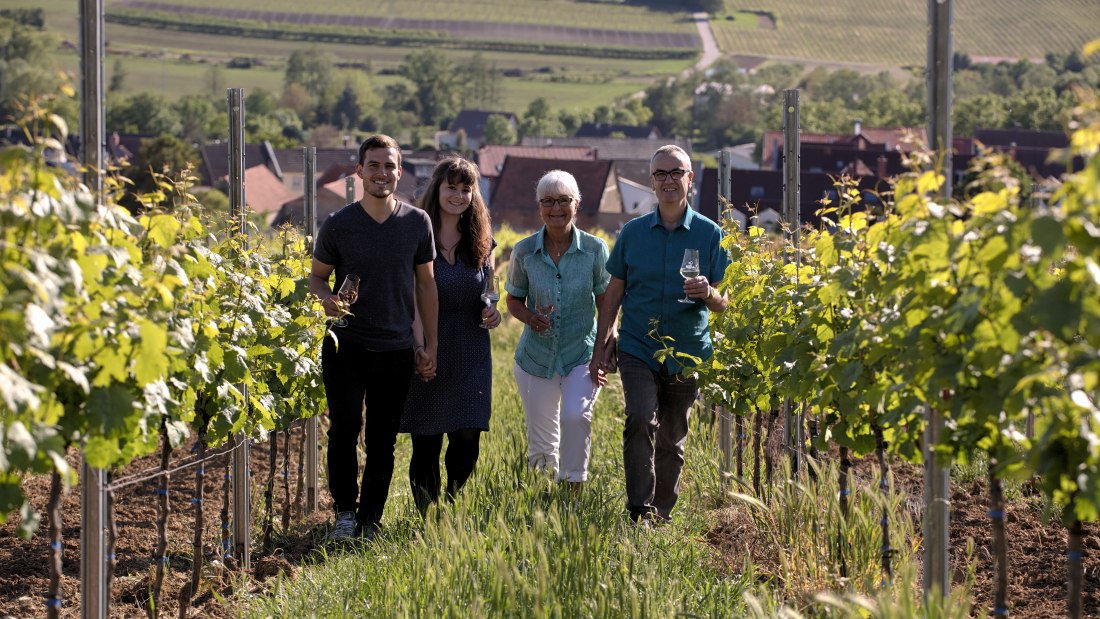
309,134,438,541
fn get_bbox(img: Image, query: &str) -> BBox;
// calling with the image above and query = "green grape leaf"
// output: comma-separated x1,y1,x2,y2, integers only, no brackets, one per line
3,422,36,469
92,345,129,387
87,385,136,435
976,235,1009,271
1030,215,1065,255
146,214,183,248
135,320,169,385
83,435,121,469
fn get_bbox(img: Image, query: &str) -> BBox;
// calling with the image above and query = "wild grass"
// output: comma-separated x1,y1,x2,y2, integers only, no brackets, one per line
241,317,972,617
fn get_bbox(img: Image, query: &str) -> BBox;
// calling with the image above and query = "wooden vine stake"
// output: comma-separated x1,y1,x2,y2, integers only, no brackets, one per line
988,456,1007,617
106,480,118,609
294,425,306,519
178,432,207,617
735,414,744,481
46,471,63,619
262,437,278,550
282,429,293,531
838,445,851,580
874,426,892,581
150,425,173,618
752,408,763,496
220,454,233,569
1067,502,1084,619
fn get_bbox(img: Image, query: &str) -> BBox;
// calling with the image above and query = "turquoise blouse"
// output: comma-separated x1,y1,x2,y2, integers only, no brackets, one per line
507,227,611,379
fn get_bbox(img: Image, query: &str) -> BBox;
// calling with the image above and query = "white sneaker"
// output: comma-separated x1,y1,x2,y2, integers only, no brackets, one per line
327,511,356,543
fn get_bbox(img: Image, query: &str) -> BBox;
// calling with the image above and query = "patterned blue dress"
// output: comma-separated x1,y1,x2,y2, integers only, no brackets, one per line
401,251,492,434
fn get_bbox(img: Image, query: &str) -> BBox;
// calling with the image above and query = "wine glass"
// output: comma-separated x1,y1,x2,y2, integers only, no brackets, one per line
479,274,500,329
678,249,700,304
333,274,359,327
533,288,555,338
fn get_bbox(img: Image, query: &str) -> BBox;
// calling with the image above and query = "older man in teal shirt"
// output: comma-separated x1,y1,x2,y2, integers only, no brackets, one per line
592,145,730,524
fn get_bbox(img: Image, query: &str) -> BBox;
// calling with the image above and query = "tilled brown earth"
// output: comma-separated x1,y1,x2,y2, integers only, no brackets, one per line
0,427,331,618
706,454,1100,617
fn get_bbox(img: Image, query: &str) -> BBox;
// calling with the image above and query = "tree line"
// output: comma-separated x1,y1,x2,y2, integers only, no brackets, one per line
3,12,1097,160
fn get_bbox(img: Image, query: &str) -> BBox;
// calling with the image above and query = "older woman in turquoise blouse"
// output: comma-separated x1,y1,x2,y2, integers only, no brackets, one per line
505,170,613,491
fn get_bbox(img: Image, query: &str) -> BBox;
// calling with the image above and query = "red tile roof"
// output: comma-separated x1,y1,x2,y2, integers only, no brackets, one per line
477,145,596,178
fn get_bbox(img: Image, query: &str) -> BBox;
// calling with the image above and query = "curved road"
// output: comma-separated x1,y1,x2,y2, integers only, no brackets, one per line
690,12,722,75
628,12,720,98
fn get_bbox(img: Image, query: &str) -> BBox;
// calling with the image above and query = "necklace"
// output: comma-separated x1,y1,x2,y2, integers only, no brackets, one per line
546,234,571,259
437,238,460,253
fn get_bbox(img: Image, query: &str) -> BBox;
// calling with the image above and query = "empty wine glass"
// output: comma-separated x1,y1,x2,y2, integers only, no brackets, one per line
679,249,699,304
333,274,359,327
479,274,500,329
533,288,555,338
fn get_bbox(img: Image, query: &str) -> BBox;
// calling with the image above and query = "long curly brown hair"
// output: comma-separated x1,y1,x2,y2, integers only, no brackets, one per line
418,157,493,266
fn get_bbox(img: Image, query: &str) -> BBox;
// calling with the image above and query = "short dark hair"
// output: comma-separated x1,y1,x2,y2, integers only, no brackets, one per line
358,134,402,166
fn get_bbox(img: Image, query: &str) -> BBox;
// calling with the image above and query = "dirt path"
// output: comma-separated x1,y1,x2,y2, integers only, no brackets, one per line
689,12,722,75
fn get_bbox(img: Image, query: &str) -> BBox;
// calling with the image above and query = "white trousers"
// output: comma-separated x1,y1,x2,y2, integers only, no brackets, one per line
513,361,600,482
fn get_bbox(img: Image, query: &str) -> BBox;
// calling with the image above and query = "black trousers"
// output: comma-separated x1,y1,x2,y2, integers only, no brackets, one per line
409,429,482,516
322,336,414,526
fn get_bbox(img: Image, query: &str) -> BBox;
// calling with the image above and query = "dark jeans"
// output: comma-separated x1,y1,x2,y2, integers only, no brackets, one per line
619,353,697,521
322,336,414,526
409,429,482,516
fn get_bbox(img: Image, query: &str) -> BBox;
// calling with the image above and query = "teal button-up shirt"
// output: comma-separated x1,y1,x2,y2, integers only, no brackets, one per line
606,207,730,373
507,227,611,379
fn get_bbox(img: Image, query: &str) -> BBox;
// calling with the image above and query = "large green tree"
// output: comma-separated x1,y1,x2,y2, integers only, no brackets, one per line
0,15,70,125
456,53,502,110
643,80,689,137
107,92,182,135
120,134,198,211
173,94,225,142
285,48,335,99
519,97,564,138
482,114,517,145
399,49,457,128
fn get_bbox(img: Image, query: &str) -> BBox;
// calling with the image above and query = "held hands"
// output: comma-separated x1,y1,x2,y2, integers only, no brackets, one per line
588,333,618,386
415,345,437,381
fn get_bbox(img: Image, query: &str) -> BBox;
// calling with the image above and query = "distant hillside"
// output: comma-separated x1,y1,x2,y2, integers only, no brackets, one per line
710,0,1098,68
84,0,1100,70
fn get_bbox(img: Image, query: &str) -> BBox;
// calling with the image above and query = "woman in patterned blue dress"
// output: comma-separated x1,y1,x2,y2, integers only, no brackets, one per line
403,157,499,516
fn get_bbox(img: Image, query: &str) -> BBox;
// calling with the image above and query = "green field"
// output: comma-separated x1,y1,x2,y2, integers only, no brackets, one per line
118,0,699,31
20,0,1100,119
34,1,692,113
710,0,1099,67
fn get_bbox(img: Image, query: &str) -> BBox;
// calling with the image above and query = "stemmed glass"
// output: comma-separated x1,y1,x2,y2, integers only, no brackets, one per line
333,274,359,327
678,249,700,304
480,274,500,329
533,288,555,338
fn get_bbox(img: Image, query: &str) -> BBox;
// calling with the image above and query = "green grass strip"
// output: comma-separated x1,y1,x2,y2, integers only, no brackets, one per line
105,10,697,61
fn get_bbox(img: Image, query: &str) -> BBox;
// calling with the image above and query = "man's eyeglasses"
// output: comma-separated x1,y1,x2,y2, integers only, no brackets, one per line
539,196,575,208
651,169,688,182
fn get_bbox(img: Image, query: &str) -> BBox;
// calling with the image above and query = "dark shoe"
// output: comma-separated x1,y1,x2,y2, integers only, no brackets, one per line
326,511,356,544
631,511,669,528
357,522,381,542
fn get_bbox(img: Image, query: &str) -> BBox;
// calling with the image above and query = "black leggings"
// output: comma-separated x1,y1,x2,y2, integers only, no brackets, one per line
409,429,482,515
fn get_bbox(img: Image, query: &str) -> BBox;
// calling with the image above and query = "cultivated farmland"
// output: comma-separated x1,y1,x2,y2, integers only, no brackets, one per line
709,0,1099,67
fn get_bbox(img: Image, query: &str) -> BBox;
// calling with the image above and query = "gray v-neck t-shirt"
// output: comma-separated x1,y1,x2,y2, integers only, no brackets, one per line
314,200,435,350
